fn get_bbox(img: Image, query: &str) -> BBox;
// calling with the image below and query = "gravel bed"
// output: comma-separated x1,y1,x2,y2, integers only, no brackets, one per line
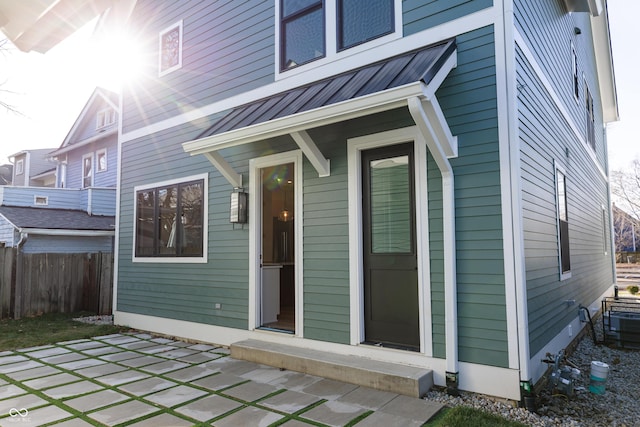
425,319,640,426
72,314,114,325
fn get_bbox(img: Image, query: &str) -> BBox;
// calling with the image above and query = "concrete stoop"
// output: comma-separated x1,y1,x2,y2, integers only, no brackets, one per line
230,339,433,398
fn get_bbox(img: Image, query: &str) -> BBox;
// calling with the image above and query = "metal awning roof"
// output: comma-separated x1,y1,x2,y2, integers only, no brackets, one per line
183,38,458,187
196,39,456,140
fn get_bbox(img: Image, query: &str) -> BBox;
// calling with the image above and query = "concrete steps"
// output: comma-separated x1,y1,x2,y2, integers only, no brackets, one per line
230,339,433,398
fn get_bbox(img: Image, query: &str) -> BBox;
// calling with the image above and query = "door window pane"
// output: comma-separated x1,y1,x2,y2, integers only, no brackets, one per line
369,155,411,253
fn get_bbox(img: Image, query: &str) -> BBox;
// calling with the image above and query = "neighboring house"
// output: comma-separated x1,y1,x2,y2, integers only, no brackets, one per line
9,149,57,187
0,88,118,253
613,204,639,254
112,0,617,402
49,87,120,190
0,165,11,185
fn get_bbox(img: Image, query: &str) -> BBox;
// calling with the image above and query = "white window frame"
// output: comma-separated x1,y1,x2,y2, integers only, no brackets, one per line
158,20,184,77
16,159,24,175
555,163,571,281
571,41,579,102
132,173,208,264
275,0,402,80
82,153,93,188
96,108,116,130
96,149,108,173
34,196,48,206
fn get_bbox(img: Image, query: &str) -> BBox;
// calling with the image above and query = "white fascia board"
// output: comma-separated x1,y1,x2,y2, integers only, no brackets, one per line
182,82,423,156
591,6,618,123
18,228,115,237
49,129,117,158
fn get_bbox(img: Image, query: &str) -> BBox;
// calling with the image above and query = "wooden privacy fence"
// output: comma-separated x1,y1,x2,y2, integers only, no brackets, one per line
0,248,113,319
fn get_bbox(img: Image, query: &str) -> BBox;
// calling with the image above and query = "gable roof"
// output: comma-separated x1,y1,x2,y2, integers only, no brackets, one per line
49,87,119,158
0,206,115,231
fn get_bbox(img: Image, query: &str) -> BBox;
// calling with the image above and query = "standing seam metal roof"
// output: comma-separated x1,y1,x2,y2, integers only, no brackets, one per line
196,38,456,139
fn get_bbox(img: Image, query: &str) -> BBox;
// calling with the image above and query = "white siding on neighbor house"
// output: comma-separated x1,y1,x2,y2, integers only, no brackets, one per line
88,188,117,216
22,235,113,254
0,220,16,247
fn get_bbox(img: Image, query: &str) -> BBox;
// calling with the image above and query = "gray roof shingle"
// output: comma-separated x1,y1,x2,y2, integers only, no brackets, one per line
0,206,115,231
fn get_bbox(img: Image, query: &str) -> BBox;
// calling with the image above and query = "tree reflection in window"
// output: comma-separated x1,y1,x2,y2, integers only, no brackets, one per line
136,179,203,257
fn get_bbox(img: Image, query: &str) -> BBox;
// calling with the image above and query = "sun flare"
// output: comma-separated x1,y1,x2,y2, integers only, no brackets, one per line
88,29,144,91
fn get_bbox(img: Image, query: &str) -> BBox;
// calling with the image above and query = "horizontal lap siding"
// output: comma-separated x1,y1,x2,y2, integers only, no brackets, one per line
302,111,415,344
517,43,613,356
403,0,493,36
427,152,445,358
439,26,508,367
122,0,274,133
514,0,607,168
116,122,286,329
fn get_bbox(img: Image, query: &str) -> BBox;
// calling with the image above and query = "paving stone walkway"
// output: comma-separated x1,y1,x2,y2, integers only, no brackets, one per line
0,332,442,426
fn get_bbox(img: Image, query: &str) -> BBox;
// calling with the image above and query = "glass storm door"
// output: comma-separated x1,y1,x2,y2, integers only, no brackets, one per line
259,163,295,333
362,143,419,350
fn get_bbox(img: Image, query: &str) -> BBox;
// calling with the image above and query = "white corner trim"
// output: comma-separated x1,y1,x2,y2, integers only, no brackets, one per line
496,0,529,375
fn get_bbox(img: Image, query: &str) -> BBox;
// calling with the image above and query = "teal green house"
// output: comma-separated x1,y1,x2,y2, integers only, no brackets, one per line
112,0,618,400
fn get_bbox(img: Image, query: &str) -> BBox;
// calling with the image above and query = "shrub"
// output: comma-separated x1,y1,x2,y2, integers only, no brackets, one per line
629,285,639,295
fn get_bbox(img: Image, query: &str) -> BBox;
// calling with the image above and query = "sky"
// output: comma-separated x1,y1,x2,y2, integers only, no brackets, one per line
0,1,638,171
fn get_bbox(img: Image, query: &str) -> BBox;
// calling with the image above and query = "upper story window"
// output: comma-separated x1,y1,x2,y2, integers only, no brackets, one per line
96,108,116,130
82,154,93,188
338,0,394,50
584,79,595,150
15,159,24,175
571,42,579,100
134,175,206,261
159,20,183,76
97,149,108,172
279,0,396,71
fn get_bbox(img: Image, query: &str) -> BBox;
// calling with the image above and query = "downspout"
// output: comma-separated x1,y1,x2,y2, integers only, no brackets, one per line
14,232,28,319
408,96,459,394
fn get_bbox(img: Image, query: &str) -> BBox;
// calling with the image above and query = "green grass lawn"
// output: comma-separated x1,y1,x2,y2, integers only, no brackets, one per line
0,312,127,350
426,406,528,427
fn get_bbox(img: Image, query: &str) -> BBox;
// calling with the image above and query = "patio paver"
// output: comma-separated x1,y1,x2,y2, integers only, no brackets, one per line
260,390,321,413
23,373,81,390
117,377,179,396
174,394,242,422
65,389,130,412
127,413,194,427
42,380,103,399
144,384,208,407
212,406,284,427
0,331,444,426
87,400,159,426
301,400,368,427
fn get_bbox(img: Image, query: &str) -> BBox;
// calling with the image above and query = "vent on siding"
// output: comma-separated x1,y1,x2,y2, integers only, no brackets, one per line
34,196,48,206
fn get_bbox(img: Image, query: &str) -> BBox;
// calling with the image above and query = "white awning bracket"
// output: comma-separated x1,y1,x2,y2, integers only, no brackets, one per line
203,151,242,188
290,130,330,177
